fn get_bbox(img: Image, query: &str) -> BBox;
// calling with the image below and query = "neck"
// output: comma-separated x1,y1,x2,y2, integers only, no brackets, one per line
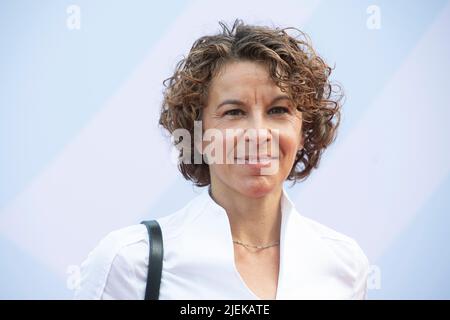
209,178,282,246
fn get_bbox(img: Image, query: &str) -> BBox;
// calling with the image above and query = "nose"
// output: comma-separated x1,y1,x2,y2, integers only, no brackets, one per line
243,128,271,144
242,113,273,153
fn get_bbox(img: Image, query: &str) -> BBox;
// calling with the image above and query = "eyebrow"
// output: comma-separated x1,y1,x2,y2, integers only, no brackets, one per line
216,94,291,110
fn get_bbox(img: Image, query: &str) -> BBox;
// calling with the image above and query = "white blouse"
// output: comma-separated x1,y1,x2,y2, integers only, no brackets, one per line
74,187,370,300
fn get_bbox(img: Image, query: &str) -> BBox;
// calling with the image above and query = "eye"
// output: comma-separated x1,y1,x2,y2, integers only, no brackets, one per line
268,106,289,115
224,109,245,116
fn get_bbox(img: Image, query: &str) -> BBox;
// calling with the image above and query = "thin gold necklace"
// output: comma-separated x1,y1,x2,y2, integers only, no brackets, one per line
208,187,280,250
233,239,280,250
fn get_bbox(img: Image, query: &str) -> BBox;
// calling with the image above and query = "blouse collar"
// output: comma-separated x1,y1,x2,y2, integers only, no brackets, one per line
199,185,296,299
204,185,295,221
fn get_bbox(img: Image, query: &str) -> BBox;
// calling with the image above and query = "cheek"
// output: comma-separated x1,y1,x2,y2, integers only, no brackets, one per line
279,129,302,161
201,128,237,168
270,116,303,158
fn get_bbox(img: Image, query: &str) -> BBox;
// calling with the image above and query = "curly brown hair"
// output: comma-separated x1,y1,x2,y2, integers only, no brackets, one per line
159,19,343,187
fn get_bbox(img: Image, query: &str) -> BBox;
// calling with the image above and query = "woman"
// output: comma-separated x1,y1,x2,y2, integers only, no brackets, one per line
74,20,369,300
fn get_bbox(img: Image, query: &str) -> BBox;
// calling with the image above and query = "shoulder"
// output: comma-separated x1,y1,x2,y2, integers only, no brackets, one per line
73,224,149,300
299,214,368,260
299,215,370,299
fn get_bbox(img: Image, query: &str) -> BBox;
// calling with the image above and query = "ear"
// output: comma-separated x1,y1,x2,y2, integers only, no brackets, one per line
194,136,203,155
193,116,205,156
299,133,305,150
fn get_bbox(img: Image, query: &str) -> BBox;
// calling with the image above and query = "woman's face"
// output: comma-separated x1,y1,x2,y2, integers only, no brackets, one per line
201,60,303,198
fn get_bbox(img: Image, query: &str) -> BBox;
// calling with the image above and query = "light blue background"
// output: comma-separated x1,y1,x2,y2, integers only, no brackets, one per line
1,0,449,299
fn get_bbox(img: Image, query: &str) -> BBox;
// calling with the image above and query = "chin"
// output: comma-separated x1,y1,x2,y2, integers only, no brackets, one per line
236,177,279,198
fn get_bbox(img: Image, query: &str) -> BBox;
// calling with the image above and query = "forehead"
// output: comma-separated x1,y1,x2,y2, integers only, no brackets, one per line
208,60,283,99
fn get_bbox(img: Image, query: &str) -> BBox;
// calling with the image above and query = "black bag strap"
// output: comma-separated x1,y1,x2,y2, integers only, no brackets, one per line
140,220,163,300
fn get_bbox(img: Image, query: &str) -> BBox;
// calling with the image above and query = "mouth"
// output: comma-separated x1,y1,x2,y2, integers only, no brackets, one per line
234,156,279,164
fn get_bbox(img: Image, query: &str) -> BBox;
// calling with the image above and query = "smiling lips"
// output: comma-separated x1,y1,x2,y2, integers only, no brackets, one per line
234,156,279,164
